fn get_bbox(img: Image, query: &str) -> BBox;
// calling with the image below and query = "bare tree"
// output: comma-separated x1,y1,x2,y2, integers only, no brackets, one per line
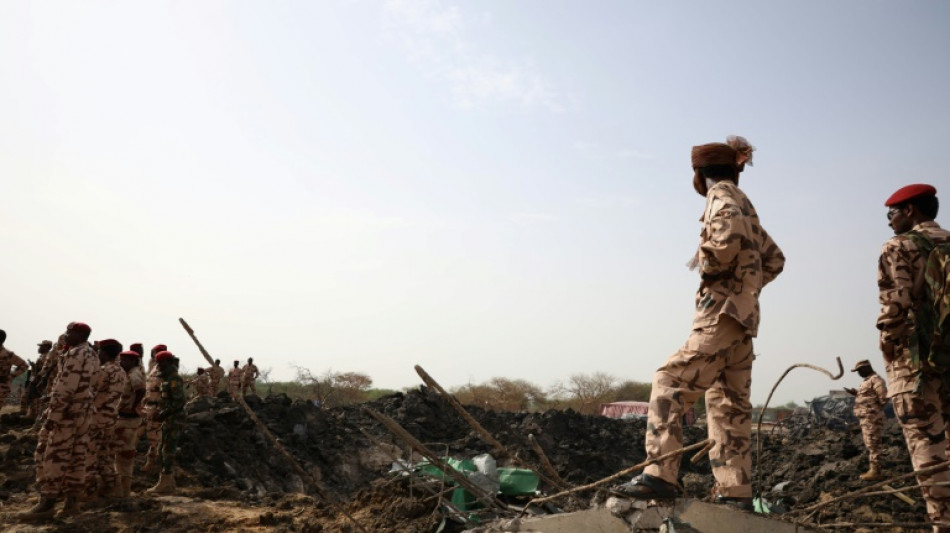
551,372,618,415
293,366,373,408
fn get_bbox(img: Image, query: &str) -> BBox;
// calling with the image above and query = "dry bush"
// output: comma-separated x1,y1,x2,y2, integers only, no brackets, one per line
293,367,373,408
452,377,547,412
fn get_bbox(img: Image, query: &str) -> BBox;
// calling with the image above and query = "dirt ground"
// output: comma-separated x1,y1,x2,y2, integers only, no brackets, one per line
0,389,934,532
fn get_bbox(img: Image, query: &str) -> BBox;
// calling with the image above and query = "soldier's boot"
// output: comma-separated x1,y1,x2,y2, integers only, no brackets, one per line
146,472,176,495
859,465,883,481
19,495,58,520
142,453,158,474
116,476,133,498
56,493,82,518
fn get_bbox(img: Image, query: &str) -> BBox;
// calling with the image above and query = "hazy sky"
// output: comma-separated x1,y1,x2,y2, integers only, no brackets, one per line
1,1,948,405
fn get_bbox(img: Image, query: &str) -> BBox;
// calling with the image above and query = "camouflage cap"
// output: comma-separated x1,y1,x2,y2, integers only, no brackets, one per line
851,359,872,372
37,340,53,347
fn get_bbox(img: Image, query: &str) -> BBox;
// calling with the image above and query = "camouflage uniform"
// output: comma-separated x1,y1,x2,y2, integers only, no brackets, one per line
878,220,950,529
227,366,243,397
140,364,163,468
34,342,97,498
115,366,146,483
853,373,888,470
241,362,259,395
208,364,224,394
644,180,785,498
31,344,65,427
156,366,186,474
85,360,127,495
0,347,28,405
191,372,212,398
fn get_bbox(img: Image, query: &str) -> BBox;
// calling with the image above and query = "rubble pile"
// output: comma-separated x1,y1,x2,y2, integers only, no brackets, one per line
0,388,935,531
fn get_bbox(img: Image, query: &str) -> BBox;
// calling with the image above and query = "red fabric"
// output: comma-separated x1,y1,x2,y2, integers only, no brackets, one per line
119,350,141,358
885,184,937,206
152,344,167,352
68,322,91,334
98,338,121,349
155,350,175,362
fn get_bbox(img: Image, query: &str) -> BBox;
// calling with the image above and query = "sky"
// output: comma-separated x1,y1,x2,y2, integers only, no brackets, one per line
1,1,948,406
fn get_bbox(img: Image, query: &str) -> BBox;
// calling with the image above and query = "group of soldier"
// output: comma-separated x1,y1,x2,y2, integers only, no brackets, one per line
614,136,950,532
0,322,263,520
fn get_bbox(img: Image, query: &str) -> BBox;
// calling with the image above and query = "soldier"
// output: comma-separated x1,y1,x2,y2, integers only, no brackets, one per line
85,339,128,500
23,340,53,417
30,335,68,432
0,329,29,406
140,344,167,474
227,360,242,397
189,367,212,399
208,359,224,394
21,322,98,520
241,357,259,396
616,136,785,510
844,359,889,480
877,184,950,532
114,350,145,498
146,350,185,494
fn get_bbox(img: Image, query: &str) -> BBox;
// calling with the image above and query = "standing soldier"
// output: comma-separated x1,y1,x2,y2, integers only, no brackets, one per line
146,350,185,494
227,360,242,397
208,359,225,394
877,184,950,532
140,344,167,474
114,350,146,498
85,339,128,500
616,136,785,510
844,360,889,480
30,334,68,432
24,340,53,417
0,329,29,406
21,322,98,520
189,367,212,399
241,357,259,396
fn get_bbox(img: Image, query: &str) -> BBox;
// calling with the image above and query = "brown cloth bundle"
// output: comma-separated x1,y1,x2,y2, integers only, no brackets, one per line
691,135,755,196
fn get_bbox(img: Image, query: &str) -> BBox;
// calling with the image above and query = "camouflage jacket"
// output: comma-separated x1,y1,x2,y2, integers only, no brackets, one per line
228,367,243,386
144,364,162,405
119,365,146,414
877,221,950,396
693,181,785,336
46,342,97,424
853,374,887,417
0,347,27,382
158,369,186,423
241,363,259,384
192,372,212,397
208,365,224,387
90,360,128,422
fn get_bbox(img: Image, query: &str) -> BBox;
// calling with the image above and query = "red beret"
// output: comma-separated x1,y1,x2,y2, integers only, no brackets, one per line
67,322,91,334
119,350,141,358
130,343,143,351
155,350,175,362
885,184,937,206
98,339,122,349
152,344,168,352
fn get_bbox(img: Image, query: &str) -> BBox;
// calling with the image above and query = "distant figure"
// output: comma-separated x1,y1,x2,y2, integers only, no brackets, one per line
876,183,950,532
146,351,185,495
616,136,785,512
208,359,225,394
190,367,212,398
141,344,168,474
85,339,128,501
844,360,888,481
22,340,52,416
0,329,28,405
227,360,243,397
114,349,146,498
22,322,98,520
241,357,259,396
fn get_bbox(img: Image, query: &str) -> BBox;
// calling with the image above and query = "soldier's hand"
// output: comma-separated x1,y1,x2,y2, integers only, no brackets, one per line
844,387,857,396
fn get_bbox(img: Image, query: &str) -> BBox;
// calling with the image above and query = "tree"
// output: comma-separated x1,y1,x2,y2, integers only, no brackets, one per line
612,380,652,402
452,378,547,412
551,372,618,415
293,367,373,408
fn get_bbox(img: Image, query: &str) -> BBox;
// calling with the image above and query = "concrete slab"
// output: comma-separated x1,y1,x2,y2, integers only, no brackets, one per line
508,508,631,533
674,500,816,533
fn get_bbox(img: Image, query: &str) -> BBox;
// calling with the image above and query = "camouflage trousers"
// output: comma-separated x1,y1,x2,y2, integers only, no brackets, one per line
228,380,242,398
114,416,141,478
856,410,885,468
85,418,119,492
0,382,10,406
34,412,92,498
892,374,950,532
140,404,161,459
644,315,754,498
242,379,256,395
159,419,183,474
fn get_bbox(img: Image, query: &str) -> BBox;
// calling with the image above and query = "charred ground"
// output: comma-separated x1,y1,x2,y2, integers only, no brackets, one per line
0,388,927,532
